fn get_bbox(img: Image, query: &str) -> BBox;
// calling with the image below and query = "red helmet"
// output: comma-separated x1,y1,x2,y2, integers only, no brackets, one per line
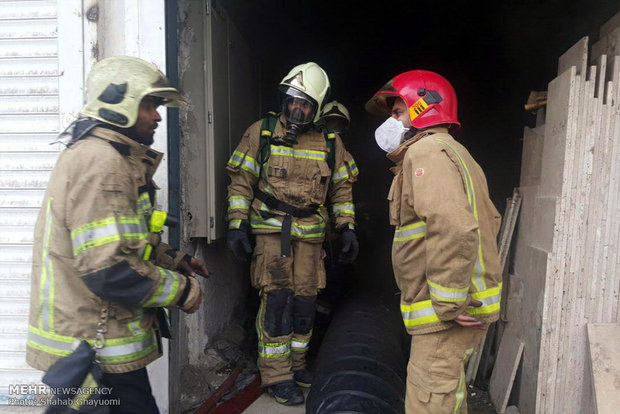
365,70,460,130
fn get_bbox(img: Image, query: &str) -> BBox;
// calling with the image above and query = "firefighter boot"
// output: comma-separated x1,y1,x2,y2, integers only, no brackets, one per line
293,369,313,388
267,380,304,406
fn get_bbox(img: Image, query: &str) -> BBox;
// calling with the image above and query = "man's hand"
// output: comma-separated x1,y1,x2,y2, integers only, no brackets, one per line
177,257,213,279
185,289,202,314
454,299,487,329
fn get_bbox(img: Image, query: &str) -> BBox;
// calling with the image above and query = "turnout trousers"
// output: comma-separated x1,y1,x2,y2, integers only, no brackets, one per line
251,234,325,386
405,325,486,414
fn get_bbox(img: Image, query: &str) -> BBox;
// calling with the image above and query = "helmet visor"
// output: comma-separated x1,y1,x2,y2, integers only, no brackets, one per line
282,95,316,125
325,117,349,135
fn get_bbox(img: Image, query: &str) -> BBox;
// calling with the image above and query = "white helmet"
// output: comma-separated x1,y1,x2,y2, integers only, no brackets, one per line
278,62,331,124
81,56,185,128
320,100,350,136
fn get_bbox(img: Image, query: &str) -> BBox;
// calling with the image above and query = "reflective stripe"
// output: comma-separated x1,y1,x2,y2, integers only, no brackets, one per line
332,202,355,216
332,165,349,183
71,216,148,256
454,348,473,413
39,198,55,331
71,373,98,410
259,342,290,358
401,301,440,328
427,280,469,303
28,325,158,363
96,333,156,361
27,326,73,356
229,219,242,229
143,268,180,307
347,158,359,176
228,151,245,166
291,339,309,352
228,196,250,211
128,309,145,336
137,192,152,216
468,285,502,315
250,215,326,238
229,151,260,177
394,221,426,242
436,138,486,291
401,284,502,328
270,145,327,161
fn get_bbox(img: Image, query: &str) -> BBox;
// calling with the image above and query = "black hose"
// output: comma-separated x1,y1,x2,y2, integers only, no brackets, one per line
306,294,409,414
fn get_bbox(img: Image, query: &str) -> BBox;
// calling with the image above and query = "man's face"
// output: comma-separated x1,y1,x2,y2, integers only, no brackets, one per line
284,96,315,125
132,96,162,145
391,98,412,128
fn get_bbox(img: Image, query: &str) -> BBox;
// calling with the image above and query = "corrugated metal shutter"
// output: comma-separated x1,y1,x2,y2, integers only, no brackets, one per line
0,0,60,404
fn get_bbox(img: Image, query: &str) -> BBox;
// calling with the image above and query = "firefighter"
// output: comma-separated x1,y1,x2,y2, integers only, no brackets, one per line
226,62,359,406
366,70,502,413
320,100,351,140
27,56,211,412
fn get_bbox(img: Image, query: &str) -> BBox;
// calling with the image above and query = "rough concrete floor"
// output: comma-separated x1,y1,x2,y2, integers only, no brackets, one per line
242,386,497,413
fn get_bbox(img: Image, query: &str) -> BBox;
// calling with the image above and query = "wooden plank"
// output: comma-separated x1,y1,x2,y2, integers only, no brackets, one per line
520,126,544,187
558,36,588,77
586,324,620,414
489,329,524,414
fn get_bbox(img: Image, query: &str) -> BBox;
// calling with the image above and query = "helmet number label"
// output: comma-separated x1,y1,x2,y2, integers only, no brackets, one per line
409,97,430,121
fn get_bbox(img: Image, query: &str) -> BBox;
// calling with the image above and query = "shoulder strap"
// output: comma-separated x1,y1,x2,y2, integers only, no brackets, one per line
323,127,336,170
258,111,278,165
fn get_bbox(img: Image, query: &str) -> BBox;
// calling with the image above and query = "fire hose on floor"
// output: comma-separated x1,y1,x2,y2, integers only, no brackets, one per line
306,294,409,414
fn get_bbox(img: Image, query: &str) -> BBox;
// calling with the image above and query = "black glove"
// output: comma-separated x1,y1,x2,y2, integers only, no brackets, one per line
339,229,359,264
227,226,252,261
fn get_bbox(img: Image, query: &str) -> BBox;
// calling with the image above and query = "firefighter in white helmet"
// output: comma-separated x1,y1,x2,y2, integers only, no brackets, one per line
320,100,351,140
27,56,212,412
226,62,359,405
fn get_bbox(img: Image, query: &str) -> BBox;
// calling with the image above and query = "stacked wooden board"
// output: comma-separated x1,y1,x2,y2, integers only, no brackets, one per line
506,13,620,414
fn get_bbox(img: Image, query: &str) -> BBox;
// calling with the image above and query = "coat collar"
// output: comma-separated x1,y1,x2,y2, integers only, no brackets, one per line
387,126,449,165
89,127,163,175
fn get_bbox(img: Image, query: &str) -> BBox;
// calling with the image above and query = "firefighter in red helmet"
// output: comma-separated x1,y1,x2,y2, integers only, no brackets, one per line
366,70,502,413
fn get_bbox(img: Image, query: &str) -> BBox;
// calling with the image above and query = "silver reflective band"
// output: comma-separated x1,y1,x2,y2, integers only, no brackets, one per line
260,343,290,355
401,305,435,322
27,330,73,353
147,269,178,307
71,223,118,251
291,340,309,349
428,284,469,301
97,333,155,358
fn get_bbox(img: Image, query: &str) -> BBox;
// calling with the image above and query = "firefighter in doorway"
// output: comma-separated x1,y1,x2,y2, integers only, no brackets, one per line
366,70,502,413
27,56,211,412
320,100,351,140
226,62,359,406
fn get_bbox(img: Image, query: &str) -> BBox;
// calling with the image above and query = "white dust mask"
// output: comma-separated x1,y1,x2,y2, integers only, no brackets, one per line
375,117,409,153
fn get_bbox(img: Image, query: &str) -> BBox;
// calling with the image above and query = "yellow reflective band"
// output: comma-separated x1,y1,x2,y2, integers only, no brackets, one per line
401,284,502,327
261,130,272,136
70,373,98,410
394,221,427,242
228,196,250,211
428,280,469,303
436,138,486,291
259,342,291,358
409,97,430,121
229,219,242,229
332,203,355,216
143,268,180,307
137,192,152,215
270,145,327,161
327,132,336,139
332,165,349,183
